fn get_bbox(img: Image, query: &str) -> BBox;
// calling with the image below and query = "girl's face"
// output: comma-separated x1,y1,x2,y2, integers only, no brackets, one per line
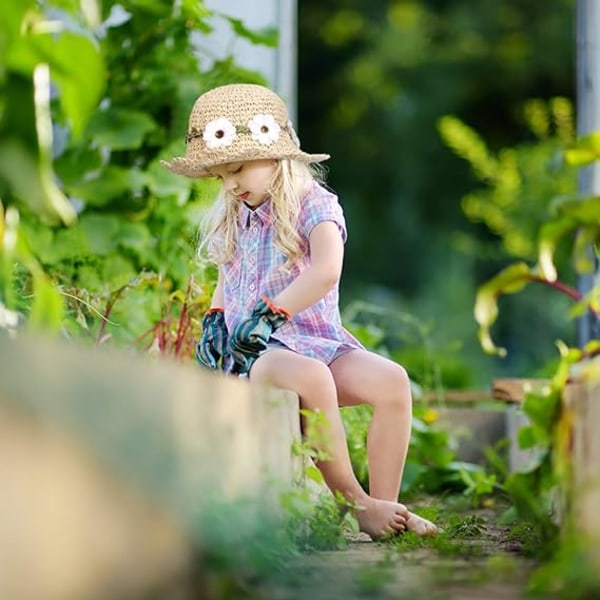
208,159,277,208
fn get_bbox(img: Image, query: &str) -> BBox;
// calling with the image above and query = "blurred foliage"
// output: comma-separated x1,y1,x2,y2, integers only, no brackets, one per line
438,100,600,357
439,97,576,261
299,0,577,382
498,341,600,566
0,0,275,355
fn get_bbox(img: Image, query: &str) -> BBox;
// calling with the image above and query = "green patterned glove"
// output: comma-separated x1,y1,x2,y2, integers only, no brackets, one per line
196,308,229,370
229,296,290,374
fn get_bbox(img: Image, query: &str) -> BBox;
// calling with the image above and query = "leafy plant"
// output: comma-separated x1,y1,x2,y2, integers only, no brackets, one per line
458,469,498,508
1,0,279,356
446,513,487,538
441,107,598,358
285,408,360,551
442,93,600,591
439,98,576,263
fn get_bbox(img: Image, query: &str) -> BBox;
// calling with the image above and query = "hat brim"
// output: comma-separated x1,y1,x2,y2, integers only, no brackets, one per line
161,151,330,178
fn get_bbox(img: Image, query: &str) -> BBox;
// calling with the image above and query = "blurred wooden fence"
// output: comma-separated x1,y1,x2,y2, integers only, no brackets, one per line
0,333,300,600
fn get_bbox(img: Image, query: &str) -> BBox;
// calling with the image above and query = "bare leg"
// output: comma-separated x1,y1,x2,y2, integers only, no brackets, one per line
330,350,437,536
250,349,408,539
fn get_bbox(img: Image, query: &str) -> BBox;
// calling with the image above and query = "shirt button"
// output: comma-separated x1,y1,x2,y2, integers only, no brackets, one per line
252,226,258,233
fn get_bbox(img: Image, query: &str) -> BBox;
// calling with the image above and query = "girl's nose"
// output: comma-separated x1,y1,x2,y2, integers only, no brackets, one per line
223,177,238,193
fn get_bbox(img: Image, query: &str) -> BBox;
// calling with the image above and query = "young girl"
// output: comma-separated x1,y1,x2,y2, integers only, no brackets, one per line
162,83,437,540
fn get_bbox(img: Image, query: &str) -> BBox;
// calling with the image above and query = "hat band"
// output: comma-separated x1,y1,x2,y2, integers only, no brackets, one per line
185,114,299,151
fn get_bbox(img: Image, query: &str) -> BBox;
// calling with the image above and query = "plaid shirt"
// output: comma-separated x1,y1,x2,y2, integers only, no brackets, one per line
221,181,364,364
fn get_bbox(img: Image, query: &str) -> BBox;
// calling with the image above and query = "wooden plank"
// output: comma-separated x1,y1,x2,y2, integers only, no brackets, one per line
491,378,550,403
565,375,600,566
419,389,494,403
0,332,302,600
419,379,550,404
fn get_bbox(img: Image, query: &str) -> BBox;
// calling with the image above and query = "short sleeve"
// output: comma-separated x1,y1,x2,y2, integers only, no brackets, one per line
298,183,347,243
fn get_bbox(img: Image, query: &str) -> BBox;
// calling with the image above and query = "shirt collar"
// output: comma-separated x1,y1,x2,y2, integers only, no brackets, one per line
238,198,272,228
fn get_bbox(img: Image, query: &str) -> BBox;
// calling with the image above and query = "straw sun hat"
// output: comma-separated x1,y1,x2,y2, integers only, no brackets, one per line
161,83,330,178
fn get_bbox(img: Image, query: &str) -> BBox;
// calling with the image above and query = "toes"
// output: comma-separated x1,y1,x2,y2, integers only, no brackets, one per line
394,514,407,530
406,513,438,537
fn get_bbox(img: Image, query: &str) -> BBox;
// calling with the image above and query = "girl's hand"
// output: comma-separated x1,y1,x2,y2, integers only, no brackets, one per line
196,308,229,370
229,297,290,374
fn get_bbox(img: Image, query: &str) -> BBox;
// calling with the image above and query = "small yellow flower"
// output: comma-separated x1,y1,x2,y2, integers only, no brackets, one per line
422,408,439,425
483,497,496,508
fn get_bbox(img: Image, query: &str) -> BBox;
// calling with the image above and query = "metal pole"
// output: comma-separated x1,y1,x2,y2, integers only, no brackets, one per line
576,0,600,345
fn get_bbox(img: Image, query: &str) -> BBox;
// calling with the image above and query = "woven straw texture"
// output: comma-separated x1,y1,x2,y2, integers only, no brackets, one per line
161,84,329,178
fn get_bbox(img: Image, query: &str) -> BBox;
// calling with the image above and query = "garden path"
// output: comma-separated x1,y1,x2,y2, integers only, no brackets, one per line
266,504,536,600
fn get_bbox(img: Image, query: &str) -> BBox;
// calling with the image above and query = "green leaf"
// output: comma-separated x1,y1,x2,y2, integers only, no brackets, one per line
0,0,29,52
27,31,105,139
522,389,559,432
305,464,325,484
537,219,575,281
400,461,426,492
573,225,600,274
27,273,64,333
0,205,19,309
0,141,60,224
564,132,600,167
549,194,600,221
117,221,152,252
70,167,147,207
49,226,91,262
119,0,171,16
11,219,65,332
55,146,103,186
474,262,534,356
181,0,213,26
79,213,121,255
146,159,192,202
102,254,137,290
223,16,279,47
437,115,497,181
517,425,537,450
76,264,103,290
87,108,157,150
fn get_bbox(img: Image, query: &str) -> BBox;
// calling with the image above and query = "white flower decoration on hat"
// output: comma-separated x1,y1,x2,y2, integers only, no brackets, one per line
248,114,281,146
203,117,236,149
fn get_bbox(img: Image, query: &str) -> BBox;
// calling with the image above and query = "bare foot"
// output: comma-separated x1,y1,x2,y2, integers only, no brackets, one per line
355,498,408,540
406,511,438,536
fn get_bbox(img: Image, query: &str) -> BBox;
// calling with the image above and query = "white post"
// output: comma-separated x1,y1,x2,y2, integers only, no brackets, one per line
576,0,600,344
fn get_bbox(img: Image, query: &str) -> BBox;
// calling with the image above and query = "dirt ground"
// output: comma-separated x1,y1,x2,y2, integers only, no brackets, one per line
266,505,537,600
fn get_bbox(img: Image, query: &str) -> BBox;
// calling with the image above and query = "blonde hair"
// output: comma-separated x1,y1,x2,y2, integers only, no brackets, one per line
198,159,325,269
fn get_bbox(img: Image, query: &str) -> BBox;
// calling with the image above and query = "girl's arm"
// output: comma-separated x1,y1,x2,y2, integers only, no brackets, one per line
272,221,344,316
211,268,225,308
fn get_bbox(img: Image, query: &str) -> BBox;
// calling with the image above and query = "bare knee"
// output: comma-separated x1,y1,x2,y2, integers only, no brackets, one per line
248,353,276,386
249,350,335,402
375,364,412,413
294,359,335,408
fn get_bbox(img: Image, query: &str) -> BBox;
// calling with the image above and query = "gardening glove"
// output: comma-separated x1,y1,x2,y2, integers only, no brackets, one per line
229,296,290,375
196,308,229,370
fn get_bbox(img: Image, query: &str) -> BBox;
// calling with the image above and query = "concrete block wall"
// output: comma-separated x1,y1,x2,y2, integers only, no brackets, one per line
0,333,301,599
